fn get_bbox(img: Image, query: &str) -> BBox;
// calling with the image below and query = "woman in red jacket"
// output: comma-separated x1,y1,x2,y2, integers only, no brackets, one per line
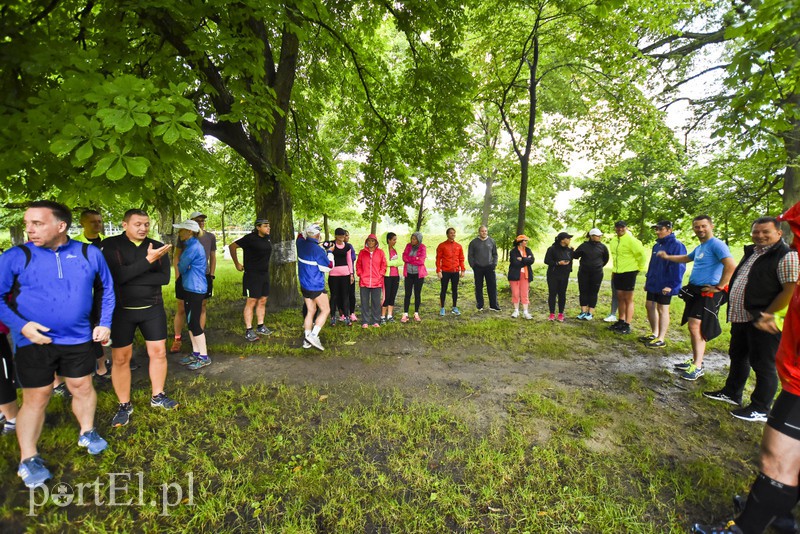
355,234,387,328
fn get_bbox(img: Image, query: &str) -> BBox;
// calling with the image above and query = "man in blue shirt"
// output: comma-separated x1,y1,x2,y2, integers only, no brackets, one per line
658,215,736,380
0,201,115,488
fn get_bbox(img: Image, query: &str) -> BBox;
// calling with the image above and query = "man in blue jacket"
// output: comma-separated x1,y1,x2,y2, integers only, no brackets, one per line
0,201,115,488
297,224,332,351
641,221,687,348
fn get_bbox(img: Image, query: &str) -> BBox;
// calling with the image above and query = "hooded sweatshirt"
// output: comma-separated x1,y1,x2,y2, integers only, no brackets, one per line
403,232,428,278
356,234,387,288
644,232,687,295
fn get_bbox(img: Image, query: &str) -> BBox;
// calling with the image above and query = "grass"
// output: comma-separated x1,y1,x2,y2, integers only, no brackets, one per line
0,253,762,532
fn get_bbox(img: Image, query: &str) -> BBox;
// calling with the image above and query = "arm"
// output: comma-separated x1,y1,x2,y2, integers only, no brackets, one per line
172,246,182,279
491,241,498,267
467,241,475,269
0,249,30,333
656,251,692,263
521,248,535,265
459,244,466,274
602,245,609,266
543,247,555,266
92,249,116,329
229,241,244,272
668,242,688,295
636,240,647,272
209,250,217,276
715,256,737,289
103,241,171,286
435,244,443,273
572,244,583,260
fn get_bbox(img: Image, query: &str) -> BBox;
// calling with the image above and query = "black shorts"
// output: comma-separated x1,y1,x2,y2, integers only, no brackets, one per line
0,334,16,404
612,271,638,291
767,390,800,441
111,306,168,348
243,271,270,298
683,293,706,320
14,342,96,389
301,288,326,300
646,292,673,305
175,275,187,301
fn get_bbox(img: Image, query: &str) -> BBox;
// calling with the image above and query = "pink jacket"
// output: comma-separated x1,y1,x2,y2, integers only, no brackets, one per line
356,235,387,288
402,243,428,278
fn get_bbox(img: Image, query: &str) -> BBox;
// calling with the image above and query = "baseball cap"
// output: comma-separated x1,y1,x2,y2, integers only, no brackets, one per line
515,234,529,242
189,211,206,219
588,228,603,236
173,220,201,232
651,220,673,230
556,231,573,241
255,218,270,226
614,220,627,228
305,223,322,237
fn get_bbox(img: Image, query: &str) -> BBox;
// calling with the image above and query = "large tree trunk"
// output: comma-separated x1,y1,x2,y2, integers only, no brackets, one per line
255,171,299,308
9,223,24,246
517,158,529,235
481,169,495,228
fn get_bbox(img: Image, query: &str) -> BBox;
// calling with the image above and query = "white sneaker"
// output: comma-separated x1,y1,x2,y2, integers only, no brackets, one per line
302,340,312,349
523,312,533,320
511,310,519,318
306,333,324,351
603,314,617,323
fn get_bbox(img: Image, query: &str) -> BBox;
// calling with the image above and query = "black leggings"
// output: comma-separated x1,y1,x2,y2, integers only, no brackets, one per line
329,275,351,316
577,268,603,308
547,274,569,313
383,276,400,307
440,271,460,307
183,292,205,336
0,334,17,405
404,274,424,313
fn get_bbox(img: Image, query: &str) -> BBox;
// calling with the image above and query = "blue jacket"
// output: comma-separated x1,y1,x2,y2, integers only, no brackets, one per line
297,235,332,292
644,233,687,295
177,237,208,294
0,239,115,348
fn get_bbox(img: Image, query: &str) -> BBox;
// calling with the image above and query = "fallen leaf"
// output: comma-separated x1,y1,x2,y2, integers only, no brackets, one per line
318,395,329,402
344,341,356,345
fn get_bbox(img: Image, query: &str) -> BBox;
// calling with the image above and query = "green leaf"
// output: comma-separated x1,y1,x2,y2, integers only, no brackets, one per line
133,112,152,127
92,155,117,177
50,138,81,155
163,125,180,145
123,156,150,176
107,160,127,181
75,141,94,161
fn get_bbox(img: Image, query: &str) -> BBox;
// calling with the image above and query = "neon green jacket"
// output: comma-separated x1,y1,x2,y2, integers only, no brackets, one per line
72,232,105,245
609,231,646,273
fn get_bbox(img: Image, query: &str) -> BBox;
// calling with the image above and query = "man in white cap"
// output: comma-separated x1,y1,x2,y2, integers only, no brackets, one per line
170,211,216,354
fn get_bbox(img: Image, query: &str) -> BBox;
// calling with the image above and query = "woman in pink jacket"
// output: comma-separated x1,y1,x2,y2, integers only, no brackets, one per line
401,232,427,323
355,234,387,328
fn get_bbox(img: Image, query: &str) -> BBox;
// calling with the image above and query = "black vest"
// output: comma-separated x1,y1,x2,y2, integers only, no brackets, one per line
730,240,791,316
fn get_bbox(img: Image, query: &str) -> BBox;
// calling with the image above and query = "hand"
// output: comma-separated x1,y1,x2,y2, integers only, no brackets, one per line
755,313,780,334
350,274,354,283
92,326,111,344
460,270,466,277
656,251,667,259
437,272,442,280
21,321,52,344
146,243,172,263
700,285,718,293
235,263,245,272
661,287,671,295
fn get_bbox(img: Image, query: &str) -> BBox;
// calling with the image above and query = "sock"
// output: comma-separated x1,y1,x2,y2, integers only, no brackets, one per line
305,329,312,337
257,323,264,328
312,325,321,336
246,327,253,332
199,354,208,360
193,351,199,357
737,473,799,533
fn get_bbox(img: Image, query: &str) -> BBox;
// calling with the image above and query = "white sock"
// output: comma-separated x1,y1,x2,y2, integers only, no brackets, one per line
311,325,321,336
304,329,311,337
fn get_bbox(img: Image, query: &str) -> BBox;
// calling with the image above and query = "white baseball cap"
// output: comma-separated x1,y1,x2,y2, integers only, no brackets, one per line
173,220,201,232
305,223,322,237
588,228,603,236
189,211,206,220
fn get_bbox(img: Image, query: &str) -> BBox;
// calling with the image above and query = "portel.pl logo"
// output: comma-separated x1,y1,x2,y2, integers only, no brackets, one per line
28,472,195,516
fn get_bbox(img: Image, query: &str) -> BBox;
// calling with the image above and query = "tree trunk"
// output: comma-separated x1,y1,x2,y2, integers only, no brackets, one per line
481,169,495,228
516,38,539,236
415,187,427,232
782,100,800,242
517,158,529,235
255,170,299,308
221,202,227,246
9,223,24,246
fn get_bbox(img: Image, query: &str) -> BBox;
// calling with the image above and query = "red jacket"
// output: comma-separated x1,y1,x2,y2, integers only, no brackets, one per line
436,240,465,273
356,235,387,288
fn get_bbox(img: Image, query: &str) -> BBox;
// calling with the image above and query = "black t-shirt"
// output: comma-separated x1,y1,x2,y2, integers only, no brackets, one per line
88,236,103,247
235,232,272,273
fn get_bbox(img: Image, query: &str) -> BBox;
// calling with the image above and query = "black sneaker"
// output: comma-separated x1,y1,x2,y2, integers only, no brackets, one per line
489,307,502,312
638,334,656,342
616,323,631,335
52,383,71,399
129,356,140,371
691,521,743,534
256,325,272,336
607,320,624,331
646,340,666,348
703,390,741,406
112,403,133,427
730,405,768,422
245,330,259,342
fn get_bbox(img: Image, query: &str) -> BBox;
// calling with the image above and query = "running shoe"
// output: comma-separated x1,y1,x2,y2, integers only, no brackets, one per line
372,323,380,328
646,340,666,348
674,359,693,371
730,405,768,422
576,312,587,320
78,428,108,455
603,314,617,323
439,307,446,317
400,314,409,323
387,316,395,323
245,330,259,342
362,323,369,329
53,383,71,399
187,356,212,370
349,313,358,322
451,307,461,316
511,310,520,319
557,313,565,322
330,316,337,327
690,521,743,534
255,325,273,336
169,338,182,354
680,364,705,381
584,313,594,321
179,354,199,366
413,313,421,322
306,333,324,351
616,323,631,334
344,317,352,326
523,312,533,320
703,390,741,406
489,306,502,312
2,420,16,435
112,403,134,427
547,313,555,321
18,455,52,489
639,334,656,342
380,317,387,325
151,392,179,410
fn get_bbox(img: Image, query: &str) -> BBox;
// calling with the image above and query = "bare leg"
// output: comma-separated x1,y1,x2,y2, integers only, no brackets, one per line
64,375,97,434
256,297,267,325
146,340,168,396
243,298,257,329
111,345,134,404
16,386,51,460
688,318,705,367
656,304,670,342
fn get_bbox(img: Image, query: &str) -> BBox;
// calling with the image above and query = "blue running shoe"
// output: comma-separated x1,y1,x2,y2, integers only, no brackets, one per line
151,392,179,410
439,307,446,317
179,354,198,366
78,428,108,455
451,307,461,316
18,455,52,488
674,359,693,371
112,403,133,427
187,357,211,370
681,364,705,381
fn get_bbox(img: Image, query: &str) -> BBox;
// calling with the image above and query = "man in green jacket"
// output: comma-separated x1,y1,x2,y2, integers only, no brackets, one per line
608,221,647,334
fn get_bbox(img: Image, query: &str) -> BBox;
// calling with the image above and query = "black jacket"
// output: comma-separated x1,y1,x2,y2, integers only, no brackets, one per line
544,244,574,278
508,247,534,281
573,241,609,271
730,240,792,319
102,234,171,308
